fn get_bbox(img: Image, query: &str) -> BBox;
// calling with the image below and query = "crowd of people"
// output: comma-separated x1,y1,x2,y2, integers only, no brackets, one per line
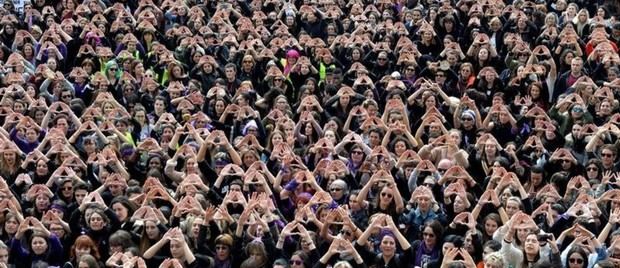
0,0,619,267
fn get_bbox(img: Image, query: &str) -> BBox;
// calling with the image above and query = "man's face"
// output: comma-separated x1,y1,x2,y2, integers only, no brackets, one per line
571,59,583,74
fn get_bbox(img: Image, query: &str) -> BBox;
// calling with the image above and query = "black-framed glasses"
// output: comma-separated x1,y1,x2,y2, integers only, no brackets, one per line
351,150,364,155
290,260,303,265
586,167,598,171
109,68,118,71
381,192,393,198
330,188,343,192
461,117,473,121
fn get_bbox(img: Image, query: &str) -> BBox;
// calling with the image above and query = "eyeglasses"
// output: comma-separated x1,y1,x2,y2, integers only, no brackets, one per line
351,150,364,155
62,187,73,191
560,159,571,163
406,68,415,71
602,153,616,158
587,167,598,171
62,94,72,99
381,192,393,198
109,68,118,71
274,78,283,81
437,168,447,173
340,229,351,236
330,188,343,192
461,117,473,121
569,258,584,264
289,260,303,265
422,232,435,238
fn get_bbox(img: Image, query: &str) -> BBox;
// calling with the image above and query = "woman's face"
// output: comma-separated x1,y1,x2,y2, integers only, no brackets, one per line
380,236,396,256
530,85,541,98
35,194,50,210
379,187,394,206
75,246,91,259
148,157,162,171
112,203,129,222
484,218,498,236
89,212,105,231
215,100,226,115
586,165,599,179
145,220,160,239
422,226,437,247
394,141,407,157
271,133,283,147
5,217,18,234
424,95,436,108
215,243,230,260
523,233,539,254
454,195,468,213
35,159,48,175
290,254,305,268
170,239,184,259
568,252,585,268
31,236,48,255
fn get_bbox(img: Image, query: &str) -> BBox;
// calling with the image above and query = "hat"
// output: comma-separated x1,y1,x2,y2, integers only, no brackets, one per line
286,49,300,59
461,109,476,119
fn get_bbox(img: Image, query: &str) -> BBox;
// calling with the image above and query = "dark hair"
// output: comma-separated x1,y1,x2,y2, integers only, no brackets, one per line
110,196,137,221
564,246,588,268
483,239,501,251
423,220,444,246
443,235,464,248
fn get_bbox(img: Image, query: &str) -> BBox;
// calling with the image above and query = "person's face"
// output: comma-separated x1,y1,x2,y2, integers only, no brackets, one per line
49,223,64,238
5,217,18,234
417,195,431,211
31,237,48,255
422,226,436,247
485,142,497,156
170,239,184,258
600,101,612,114
505,199,520,217
290,254,304,268
568,252,585,268
454,195,468,213
75,246,91,259
215,244,230,260
271,133,283,147
571,59,583,74
530,85,541,98
380,236,396,256
191,218,203,238
424,95,436,108
523,234,539,254
0,248,7,264
112,203,129,222
145,220,160,239
601,149,616,166
71,189,87,205
394,141,407,156
586,164,599,179
89,212,105,231
369,132,381,147
225,67,236,79
35,194,49,210
484,218,498,236
25,128,38,142
530,173,543,186
379,187,394,205
154,100,165,112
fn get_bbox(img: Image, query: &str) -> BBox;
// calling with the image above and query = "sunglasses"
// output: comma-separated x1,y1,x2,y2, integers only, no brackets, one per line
330,188,343,192
560,159,571,163
274,78,283,81
340,229,351,236
461,117,473,121
109,68,118,71
381,192,393,198
62,187,73,191
377,58,388,61
587,167,598,171
602,153,615,158
569,258,583,264
289,260,303,265
351,150,364,155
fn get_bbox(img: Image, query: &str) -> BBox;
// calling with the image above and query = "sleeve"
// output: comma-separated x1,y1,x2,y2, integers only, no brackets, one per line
501,238,523,267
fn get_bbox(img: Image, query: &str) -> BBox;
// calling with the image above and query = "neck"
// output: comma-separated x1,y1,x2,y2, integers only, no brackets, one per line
526,252,537,262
